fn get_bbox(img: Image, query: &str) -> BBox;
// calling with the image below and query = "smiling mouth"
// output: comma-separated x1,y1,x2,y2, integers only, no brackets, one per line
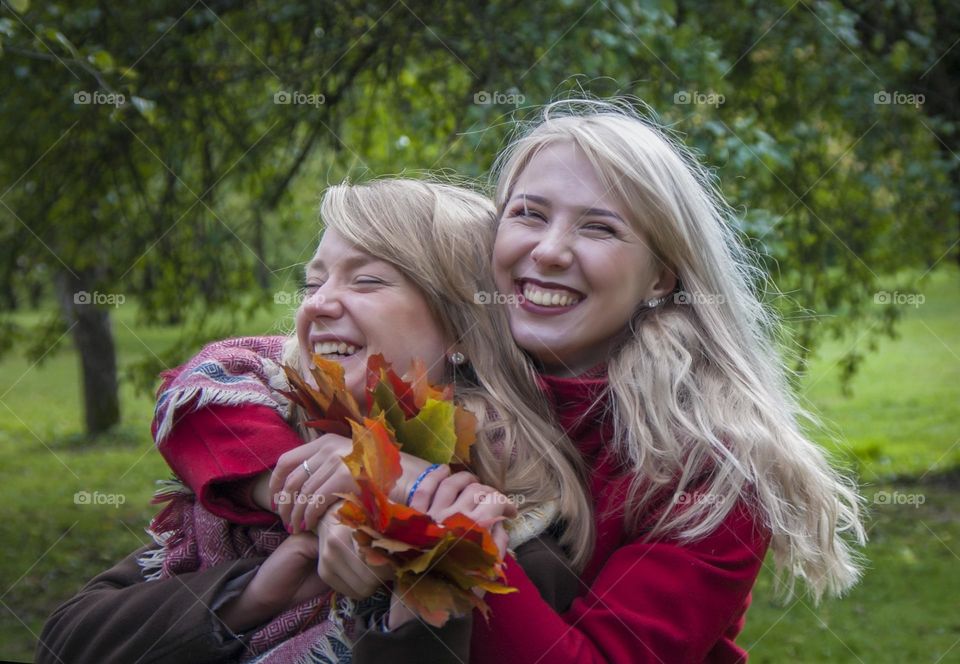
516,279,584,308
313,341,363,359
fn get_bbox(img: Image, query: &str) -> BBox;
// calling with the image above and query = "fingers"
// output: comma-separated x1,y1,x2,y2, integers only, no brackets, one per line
433,482,494,523
490,522,509,559
424,471,478,517
270,434,352,514
282,449,353,532
426,476,518,525
406,463,452,512
302,473,357,532
316,520,383,599
288,454,339,532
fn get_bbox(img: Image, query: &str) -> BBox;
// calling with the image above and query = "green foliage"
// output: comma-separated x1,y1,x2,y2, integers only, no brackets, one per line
0,2,956,409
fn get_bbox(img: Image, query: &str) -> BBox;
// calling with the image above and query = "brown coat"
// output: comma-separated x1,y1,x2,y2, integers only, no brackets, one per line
37,535,578,663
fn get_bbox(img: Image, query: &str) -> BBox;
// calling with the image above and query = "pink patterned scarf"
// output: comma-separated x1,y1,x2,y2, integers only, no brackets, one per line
141,336,381,663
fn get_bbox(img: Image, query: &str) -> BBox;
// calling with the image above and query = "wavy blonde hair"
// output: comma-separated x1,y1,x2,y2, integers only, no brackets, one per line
282,178,596,570
491,100,866,601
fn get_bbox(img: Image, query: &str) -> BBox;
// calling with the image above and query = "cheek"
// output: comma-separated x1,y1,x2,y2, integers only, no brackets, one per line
492,228,523,285
293,308,308,343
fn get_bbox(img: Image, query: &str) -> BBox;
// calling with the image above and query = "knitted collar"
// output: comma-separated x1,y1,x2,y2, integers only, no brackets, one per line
536,363,611,457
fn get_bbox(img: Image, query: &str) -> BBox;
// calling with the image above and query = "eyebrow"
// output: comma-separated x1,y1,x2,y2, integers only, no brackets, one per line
508,193,626,222
306,253,379,274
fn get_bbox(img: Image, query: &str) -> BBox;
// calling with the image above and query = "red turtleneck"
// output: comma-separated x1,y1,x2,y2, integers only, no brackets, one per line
469,370,770,664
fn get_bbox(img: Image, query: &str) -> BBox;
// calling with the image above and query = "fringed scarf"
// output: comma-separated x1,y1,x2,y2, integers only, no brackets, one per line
142,336,382,663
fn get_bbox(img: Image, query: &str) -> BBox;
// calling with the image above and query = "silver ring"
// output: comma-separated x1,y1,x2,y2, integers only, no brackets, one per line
302,460,313,476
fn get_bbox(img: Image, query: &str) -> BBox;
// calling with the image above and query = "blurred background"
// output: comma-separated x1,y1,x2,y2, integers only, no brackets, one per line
0,1,957,661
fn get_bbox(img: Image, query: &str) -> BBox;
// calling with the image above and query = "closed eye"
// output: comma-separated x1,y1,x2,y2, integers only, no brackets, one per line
354,276,387,286
583,222,617,235
509,206,546,222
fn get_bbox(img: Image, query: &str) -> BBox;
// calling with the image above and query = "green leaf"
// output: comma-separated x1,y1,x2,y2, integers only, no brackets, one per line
130,96,157,124
8,0,29,14
395,399,458,464
370,379,406,434
87,50,115,73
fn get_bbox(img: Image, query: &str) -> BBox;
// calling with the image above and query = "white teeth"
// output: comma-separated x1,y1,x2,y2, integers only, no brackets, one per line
522,283,581,307
313,342,359,356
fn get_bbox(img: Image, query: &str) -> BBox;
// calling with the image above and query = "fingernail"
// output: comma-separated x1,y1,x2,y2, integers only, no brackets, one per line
300,520,307,532
286,523,293,534
270,497,277,510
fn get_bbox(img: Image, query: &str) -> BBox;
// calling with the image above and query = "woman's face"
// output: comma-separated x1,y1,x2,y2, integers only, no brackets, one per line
295,228,451,402
493,141,676,376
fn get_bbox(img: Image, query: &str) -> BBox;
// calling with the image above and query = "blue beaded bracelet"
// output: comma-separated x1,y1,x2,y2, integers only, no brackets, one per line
406,464,441,506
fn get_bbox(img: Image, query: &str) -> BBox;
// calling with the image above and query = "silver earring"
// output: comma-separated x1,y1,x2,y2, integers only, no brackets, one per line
646,296,665,308
448,352,466,365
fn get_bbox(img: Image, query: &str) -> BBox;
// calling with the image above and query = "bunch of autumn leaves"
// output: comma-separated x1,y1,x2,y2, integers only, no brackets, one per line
281,354,516,627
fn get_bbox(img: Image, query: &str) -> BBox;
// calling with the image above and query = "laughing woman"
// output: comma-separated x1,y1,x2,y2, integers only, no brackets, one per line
37,180,587,663
383,101,867,663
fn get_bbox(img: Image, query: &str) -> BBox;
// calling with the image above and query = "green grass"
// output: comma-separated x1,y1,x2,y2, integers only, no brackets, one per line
799,267,960,481
0,268,957,662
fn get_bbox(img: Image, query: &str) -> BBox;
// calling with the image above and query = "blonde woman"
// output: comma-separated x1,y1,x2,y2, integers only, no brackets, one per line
381,101,867,663
38,180,585,663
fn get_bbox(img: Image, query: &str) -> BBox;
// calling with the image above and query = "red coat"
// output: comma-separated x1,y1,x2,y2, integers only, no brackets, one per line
156,370,769,663
470,372,770,663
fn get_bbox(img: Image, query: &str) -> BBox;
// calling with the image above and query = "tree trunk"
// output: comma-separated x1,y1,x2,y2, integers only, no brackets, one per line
56,271,120,434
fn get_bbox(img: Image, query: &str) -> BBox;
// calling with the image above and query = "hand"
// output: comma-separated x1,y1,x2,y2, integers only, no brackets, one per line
417,471,518,540
385,475,513,631
270,433,356,533
316,502,393,599
217,533,329,633
270,434,451,534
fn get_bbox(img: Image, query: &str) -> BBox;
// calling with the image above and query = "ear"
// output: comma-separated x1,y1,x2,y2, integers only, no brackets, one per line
649,265,678,299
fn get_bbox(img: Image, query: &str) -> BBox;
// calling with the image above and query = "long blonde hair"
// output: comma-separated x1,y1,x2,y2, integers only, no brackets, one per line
492,100,866,601
283,178,596,570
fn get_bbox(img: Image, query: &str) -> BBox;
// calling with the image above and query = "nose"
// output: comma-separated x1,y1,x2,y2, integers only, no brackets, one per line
530,224,574,270
299,283,344,320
